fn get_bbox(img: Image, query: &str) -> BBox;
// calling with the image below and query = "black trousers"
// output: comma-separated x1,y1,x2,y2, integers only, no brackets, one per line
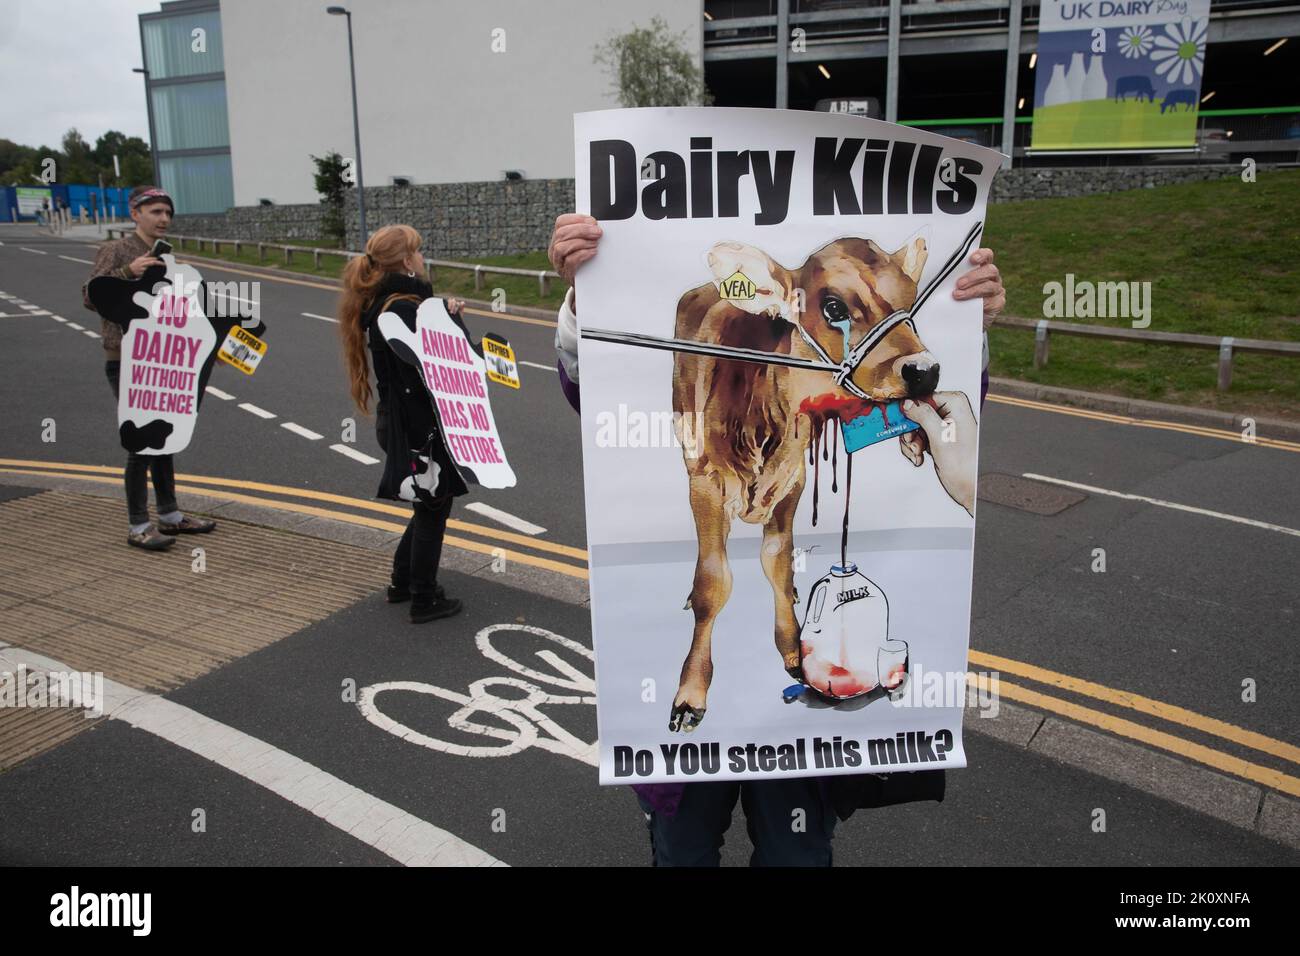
392,495,453,600
636,779,837,867
106,360,178,526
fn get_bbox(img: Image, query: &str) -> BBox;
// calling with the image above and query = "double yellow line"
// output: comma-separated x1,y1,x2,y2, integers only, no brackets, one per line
988,392,1300,453
0,458,588,579
4,456,1299,800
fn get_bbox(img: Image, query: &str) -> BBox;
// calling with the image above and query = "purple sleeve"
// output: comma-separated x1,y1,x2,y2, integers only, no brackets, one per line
558,360,580,413
980,365,989,410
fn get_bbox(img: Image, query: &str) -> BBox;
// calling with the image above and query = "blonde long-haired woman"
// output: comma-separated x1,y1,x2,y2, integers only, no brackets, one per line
339,224,466,623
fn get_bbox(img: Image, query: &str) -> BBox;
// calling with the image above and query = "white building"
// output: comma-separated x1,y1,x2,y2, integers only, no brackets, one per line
203,0,700,208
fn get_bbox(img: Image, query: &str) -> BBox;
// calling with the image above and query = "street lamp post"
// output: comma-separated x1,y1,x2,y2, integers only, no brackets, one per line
327,6,367,245
132,66,161,191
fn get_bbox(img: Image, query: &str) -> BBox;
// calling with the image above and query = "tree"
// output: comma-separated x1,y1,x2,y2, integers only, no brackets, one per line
60,129,98,183
0,129,153,187
93,131,153,184
310,151,351,245
594,16,711,108
0,139,39,183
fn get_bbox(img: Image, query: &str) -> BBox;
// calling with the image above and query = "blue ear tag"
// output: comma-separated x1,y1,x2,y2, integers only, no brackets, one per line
781,683,805,703
840,400,920,453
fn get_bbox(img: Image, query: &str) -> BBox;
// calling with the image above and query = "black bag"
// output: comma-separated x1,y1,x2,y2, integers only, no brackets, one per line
826,769,946,822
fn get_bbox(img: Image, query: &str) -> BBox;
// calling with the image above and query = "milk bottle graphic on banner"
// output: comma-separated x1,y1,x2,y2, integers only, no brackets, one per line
1083,54,1108,100
1065,51,1087,102
1043,63,1070,106
798,563,909,702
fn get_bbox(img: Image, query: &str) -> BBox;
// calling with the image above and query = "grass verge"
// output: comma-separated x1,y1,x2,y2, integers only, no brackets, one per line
158,169,1300,419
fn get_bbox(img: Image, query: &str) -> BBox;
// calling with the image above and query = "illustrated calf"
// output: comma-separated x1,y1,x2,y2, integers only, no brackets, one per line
667,236,935,732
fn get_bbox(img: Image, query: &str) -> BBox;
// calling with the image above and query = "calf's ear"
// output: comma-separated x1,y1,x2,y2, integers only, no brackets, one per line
704,241,793,318
890,231,930,284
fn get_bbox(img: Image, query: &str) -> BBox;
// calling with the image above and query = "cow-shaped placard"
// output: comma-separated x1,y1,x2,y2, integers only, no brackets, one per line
88,255,267,455
377,298,516,489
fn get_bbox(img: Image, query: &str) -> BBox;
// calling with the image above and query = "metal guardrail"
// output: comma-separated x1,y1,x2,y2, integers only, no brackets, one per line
993,316,1300,391
104,229,561,297
101,228,1298,392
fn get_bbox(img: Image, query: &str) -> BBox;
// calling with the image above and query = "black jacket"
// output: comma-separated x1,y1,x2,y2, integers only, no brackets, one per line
362,274,467,502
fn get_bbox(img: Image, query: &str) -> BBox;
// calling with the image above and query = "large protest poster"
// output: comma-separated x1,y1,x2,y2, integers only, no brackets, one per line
378,298,516,490
1032,0,1211,150
575,108,1002,785
87,256,268,454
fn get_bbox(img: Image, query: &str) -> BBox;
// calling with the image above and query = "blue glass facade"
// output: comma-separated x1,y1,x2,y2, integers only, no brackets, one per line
139,1,232,214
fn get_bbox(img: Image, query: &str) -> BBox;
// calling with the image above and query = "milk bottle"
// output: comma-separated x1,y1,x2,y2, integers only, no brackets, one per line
798,563,909,701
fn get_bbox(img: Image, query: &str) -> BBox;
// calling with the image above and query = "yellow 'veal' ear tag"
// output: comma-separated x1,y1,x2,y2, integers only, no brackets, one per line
718,270,756,301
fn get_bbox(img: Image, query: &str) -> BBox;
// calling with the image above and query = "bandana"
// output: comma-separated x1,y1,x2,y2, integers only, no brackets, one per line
130,188,174,212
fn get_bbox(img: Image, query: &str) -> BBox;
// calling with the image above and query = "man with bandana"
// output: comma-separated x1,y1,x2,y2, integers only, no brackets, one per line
83,185,216,550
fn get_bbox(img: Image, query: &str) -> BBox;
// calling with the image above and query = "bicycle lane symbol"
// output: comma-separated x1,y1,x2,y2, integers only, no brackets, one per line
357,624,598,766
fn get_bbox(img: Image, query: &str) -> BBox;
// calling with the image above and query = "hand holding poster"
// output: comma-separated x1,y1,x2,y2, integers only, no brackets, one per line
377,298,516,489
574,108,1002,785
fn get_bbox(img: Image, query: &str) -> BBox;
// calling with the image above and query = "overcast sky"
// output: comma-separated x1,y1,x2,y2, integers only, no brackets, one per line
0,0,162,148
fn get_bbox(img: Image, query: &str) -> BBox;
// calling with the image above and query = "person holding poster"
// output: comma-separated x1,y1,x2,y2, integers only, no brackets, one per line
551,106,1005,866
82,185,215,550
338,225,467,623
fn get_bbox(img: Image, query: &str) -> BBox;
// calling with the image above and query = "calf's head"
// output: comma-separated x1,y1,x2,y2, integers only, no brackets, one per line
706,236,936,401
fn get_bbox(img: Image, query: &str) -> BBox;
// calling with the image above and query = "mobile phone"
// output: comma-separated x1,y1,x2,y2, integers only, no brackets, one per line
150,239,173,258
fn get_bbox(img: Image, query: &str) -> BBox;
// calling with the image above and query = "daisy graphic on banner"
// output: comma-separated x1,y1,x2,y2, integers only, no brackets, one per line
1151,17,1207,86
1119,25,1153,59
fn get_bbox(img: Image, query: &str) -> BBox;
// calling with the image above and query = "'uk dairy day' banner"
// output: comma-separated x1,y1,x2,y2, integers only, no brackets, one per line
575,108,1002,785
1032,0,1211,150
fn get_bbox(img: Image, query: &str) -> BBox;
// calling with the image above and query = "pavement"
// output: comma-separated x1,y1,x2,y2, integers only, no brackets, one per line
1,222,1298,867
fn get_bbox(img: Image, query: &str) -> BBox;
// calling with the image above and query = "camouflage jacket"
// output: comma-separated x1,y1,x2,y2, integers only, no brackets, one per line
83,232,150,359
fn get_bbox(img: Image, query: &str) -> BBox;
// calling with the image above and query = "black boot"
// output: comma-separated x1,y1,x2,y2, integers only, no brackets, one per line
410,584,462,623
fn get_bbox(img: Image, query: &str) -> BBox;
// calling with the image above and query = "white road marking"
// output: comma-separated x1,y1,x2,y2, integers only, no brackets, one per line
50,315,67,323
205,385,235,400
302,311,338,323
21,304,40,310
238,402,276,419
359,624,595,767
66,322,85,331
282,421,323,440
0,643,504,867
19,247,47,255
330,443,380,465
211,292,259,306
0,311,48,318
59,254,94,265
81,330,99,338
518,360,556,372
464,501,547,535
1023,473,1300,538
